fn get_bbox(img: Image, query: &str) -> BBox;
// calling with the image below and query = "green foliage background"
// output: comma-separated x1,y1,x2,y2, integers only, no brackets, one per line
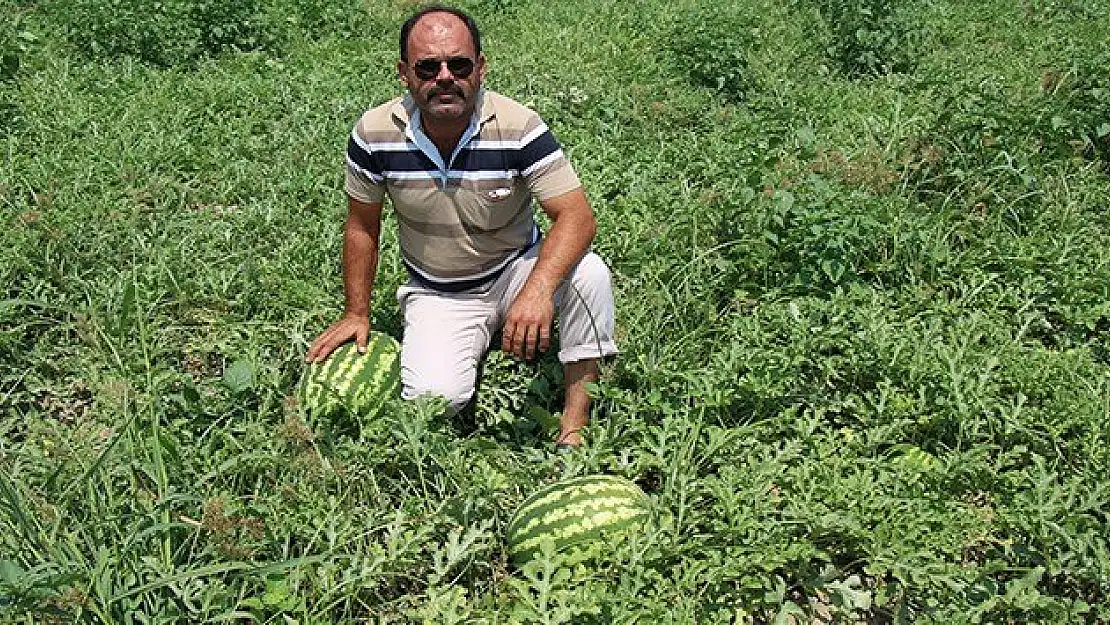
2,0,1109,622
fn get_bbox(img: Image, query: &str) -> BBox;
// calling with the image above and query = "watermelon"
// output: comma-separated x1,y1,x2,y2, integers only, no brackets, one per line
299,333,401,418
506,474,652,566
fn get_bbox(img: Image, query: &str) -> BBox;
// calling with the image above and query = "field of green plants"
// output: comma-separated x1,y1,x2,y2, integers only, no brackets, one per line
3,0,1109,621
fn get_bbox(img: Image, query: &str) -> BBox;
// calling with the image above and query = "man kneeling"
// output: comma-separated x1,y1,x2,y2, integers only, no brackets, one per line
306,6,617,448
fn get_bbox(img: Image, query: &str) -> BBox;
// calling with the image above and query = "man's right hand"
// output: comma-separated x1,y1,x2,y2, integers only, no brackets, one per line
305,313,371,363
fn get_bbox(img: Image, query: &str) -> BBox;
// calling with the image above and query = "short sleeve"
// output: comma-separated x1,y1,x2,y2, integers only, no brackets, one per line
518,114,582,201
345,126,386,204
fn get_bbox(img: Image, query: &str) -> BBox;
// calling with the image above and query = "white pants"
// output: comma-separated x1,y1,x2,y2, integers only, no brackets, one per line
396,245,618,412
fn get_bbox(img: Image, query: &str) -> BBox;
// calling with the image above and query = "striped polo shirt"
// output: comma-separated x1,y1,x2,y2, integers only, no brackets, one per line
345,89,582,292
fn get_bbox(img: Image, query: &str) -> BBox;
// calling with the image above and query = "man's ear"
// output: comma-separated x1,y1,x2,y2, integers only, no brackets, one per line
397,60,409,87
477,54,487,82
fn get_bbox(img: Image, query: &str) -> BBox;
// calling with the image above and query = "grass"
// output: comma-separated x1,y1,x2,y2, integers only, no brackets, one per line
2,0,1110,621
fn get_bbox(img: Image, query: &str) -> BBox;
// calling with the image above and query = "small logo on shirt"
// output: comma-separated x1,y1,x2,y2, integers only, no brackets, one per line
487,188,512,202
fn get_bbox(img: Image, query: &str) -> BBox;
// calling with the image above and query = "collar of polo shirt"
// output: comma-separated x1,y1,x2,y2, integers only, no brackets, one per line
393,89,497,185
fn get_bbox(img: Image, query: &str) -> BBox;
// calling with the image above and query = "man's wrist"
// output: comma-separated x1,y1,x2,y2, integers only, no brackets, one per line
525,274,558,299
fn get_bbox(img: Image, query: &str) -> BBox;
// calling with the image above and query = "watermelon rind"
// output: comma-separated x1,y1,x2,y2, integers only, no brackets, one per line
298,333,401,419
506,474,652,566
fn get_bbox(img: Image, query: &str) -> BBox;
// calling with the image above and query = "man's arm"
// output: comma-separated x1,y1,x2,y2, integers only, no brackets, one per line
305,195,384,362
501,186,597,360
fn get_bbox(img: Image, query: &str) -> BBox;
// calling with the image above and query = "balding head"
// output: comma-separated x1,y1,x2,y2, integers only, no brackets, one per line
399,6,482,62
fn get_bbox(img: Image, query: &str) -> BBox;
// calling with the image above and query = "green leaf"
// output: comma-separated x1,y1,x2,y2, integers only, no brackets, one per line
772,600,807,625
222,359,255,393
240,597,264,610
827,575,872,611
118,279,136,337
796,124,817,148
0,559,26,585
527,406,561,432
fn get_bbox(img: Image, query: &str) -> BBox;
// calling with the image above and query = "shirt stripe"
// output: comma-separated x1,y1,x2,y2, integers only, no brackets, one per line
401,225,542,292
522,150,565,177
346,155,384,184
383,169,520,181
519,130,561,171
367,147,523,173
519,123,549,148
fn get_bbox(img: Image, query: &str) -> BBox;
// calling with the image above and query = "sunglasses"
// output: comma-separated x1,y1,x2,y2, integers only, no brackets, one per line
412,56,475,81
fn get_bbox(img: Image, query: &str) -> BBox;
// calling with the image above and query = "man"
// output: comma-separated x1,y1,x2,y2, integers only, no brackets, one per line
305,6,617,449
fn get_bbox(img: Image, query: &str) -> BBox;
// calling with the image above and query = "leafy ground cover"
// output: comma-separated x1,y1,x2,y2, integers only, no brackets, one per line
2,0,1109,621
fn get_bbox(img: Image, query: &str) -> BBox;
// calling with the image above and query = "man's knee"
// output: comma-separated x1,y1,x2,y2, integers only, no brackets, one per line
402,374,475,414
569,252,612,295
558,252,618,363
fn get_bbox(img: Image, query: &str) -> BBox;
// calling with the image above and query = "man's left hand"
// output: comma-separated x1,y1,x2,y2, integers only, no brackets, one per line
502,281,555,361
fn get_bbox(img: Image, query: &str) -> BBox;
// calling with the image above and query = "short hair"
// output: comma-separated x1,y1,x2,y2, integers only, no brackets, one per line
399,6,482,62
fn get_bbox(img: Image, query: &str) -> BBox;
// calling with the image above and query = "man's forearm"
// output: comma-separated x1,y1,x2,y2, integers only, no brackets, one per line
528,189,598,295
341,216,379,317
304,197,382,363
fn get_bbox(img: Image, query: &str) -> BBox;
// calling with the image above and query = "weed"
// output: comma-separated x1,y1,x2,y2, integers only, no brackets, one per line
667,4,759,100
814,0,922,77
0,1,31,129
37,0,373,67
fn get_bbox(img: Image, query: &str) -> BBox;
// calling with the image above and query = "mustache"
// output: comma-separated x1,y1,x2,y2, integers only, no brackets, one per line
428,85,464,99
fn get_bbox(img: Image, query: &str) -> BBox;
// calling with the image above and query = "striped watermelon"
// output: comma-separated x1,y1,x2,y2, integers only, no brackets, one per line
299,333,401,418
506,474,652,566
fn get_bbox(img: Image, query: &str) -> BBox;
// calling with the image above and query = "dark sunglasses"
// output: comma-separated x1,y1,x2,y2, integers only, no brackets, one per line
412,56,475,81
